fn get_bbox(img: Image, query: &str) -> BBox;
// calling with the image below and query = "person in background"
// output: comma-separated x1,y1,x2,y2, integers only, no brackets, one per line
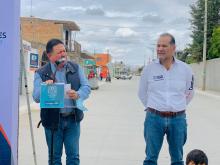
88,70,95,79
99,72,103,81
106,72,111,82
186,149,208,165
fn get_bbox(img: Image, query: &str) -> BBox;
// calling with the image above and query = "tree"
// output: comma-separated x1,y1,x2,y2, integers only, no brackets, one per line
176,50,188,62
137,66,144,74
188,0,220,62
208,26,220,59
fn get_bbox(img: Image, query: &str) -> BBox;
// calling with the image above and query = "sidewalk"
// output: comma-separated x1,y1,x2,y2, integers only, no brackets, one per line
19,94,40,114
195,89,220,100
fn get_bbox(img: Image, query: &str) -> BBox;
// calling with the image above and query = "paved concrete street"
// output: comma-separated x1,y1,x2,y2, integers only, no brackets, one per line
19,77,220,165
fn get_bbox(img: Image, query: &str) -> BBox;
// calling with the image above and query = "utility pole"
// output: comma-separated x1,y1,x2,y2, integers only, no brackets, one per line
107,49,109,63
20,26,38,165
144,54,146,66
94,48,96,56
202,0,208,91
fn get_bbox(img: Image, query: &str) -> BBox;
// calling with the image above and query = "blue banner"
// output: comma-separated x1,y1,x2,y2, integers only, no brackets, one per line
0,0,20,164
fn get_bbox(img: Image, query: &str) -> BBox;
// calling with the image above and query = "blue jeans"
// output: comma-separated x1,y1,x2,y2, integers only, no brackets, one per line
44,115,80,165
143,111,187,165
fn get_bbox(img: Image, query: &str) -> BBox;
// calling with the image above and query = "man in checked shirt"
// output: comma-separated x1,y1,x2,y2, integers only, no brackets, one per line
138,33,194,165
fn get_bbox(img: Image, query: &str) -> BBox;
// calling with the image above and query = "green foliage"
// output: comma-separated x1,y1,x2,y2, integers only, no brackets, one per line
176,50,188,62
188,0,220,62
176,47,198,64
185,55,199,64
208,26,220,59
138,66,144,74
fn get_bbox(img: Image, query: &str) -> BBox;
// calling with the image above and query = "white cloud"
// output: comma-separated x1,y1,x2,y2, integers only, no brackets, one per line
99,28,114,33
86,6,105,16
80,41,93,51
167,29,186,36
104,46,129,57
78,28,114,42
142,14,163,23
105,11,140,18
115,28,138,38
167,29,192,49
59,6,86,12
169,17,189,25
59,5,105,16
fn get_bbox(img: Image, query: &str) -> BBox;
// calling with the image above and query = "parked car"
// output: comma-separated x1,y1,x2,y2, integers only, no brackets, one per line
88,77,99,90
115,75,121,79
115,74,132,80
121,74,132,80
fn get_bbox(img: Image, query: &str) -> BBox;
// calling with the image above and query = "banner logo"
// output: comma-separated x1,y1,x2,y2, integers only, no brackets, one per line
0,32,7,39
0,32,7,46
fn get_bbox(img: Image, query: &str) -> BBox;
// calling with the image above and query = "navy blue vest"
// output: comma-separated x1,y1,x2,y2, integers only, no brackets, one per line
36,61,84,129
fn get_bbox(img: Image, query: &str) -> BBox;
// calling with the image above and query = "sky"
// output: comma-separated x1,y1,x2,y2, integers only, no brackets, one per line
21,0,197,66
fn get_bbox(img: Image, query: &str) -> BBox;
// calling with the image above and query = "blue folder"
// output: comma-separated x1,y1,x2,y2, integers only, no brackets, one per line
40,83,64,108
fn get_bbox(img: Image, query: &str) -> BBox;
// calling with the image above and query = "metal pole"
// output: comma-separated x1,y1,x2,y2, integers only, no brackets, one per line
20,26,38,165
202,0,207,91
19,57,23,95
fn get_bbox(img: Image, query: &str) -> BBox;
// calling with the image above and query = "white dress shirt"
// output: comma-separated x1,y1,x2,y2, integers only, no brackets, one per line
138,58,194,112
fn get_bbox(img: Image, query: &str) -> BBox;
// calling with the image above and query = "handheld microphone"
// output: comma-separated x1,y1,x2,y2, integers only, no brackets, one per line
55,57,66,66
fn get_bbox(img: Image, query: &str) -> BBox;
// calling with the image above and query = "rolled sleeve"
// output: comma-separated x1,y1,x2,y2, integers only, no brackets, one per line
138,66,149,108
77,66,91,100
32,72,42,103
185,68,194,104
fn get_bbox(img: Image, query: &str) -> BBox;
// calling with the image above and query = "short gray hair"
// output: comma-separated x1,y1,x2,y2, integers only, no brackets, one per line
159,33,175,45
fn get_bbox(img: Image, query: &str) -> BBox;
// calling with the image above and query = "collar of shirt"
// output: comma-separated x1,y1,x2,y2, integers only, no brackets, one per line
154,57,181,65
50,62,65,73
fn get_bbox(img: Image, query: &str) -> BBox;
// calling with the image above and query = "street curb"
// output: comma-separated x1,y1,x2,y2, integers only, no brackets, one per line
195,89,220,100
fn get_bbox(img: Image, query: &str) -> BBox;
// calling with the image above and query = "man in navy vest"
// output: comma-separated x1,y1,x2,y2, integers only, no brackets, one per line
33,39,91,165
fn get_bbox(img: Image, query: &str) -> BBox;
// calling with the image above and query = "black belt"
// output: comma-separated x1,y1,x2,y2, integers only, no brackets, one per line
147,107,185,117
60,111,75,117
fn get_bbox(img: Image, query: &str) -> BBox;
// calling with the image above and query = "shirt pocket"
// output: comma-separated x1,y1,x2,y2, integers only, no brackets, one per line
170,79,186,92
148,79,165,92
